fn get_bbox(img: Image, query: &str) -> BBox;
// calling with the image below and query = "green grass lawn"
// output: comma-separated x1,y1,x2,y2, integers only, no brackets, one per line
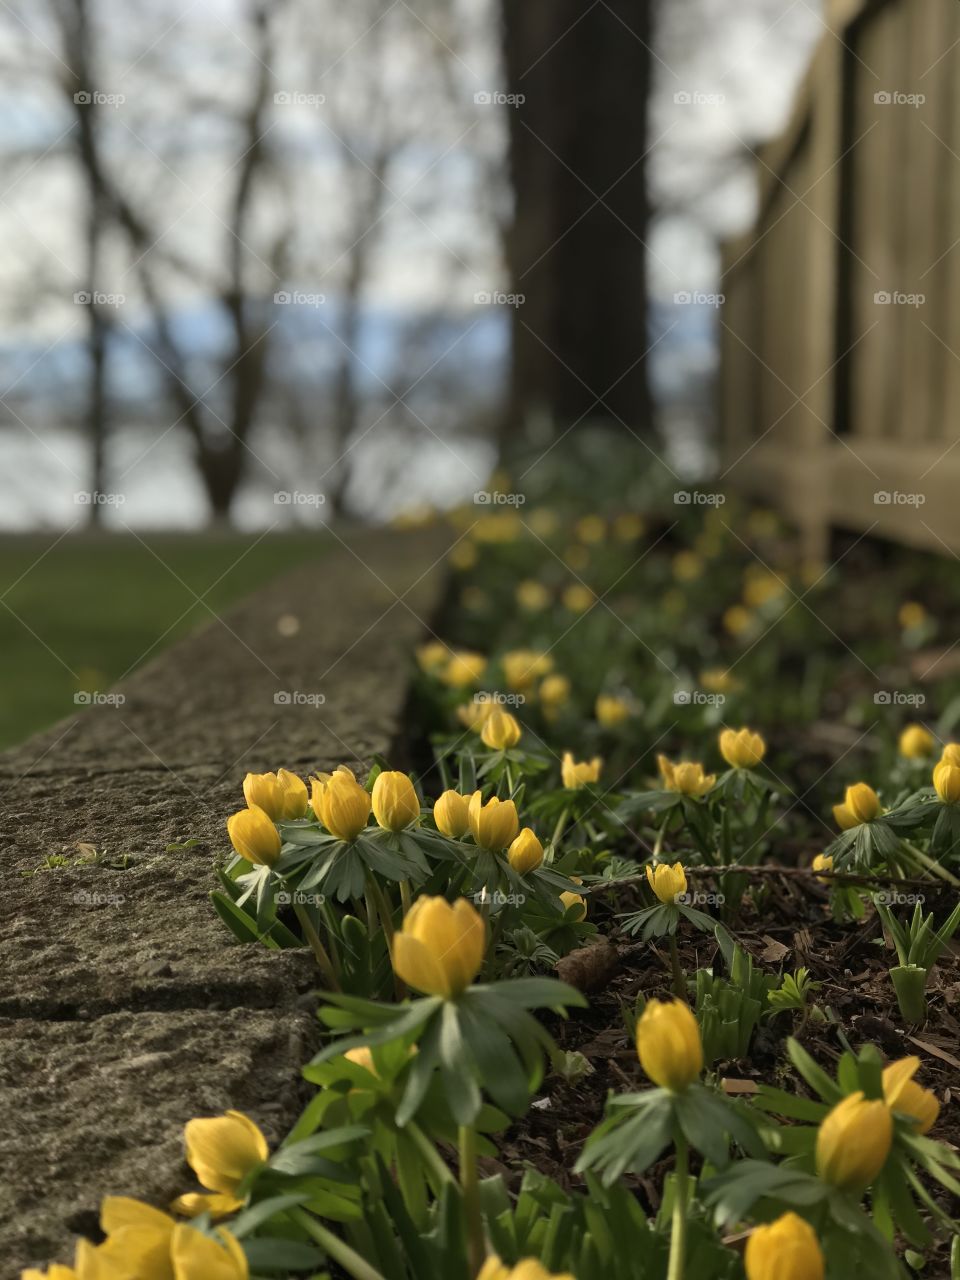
0,531,327,750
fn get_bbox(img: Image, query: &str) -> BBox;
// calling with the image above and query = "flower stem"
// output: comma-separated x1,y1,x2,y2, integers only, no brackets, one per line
458,1124,485,1277
549,806,570,855
669,935,686,999
292,902,341,990
902,840,960,887
667,1130,689,1280
290,1208,387,1280
400,877,412,917
408,1120,456,1190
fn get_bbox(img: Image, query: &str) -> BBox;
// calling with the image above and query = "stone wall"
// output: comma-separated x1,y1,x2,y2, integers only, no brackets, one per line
0,526,449,1273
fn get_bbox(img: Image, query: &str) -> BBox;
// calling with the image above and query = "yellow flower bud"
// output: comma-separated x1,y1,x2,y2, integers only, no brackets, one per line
540,674,571,709
882,1057,940,1134
468,791,520,850
658,756,715,797
898,724,935,759
372,770,420,831
99,1197,176,1267
276,768,308,819
416,640,448,674
516,580,551,611
226,806,281,867
744,1212,824,1280
575,514,606,544
719,727,766,769
646,861,687,903
811,853,833,884
311,766,370,841
700,667,736,694
457,698,494,731
182,1111,269,1201
507,827,544,874
559,890,587,920
171,1224,249,1280
595,694,630,727
443,650,487,687
502,649,553,691
832,782,881,830
898,601,927,629
477,1257,575,1280
672,551,703,582
562,584,595,614
613,512,644,542
561,752,602,789
481,707,522,750
636,998,703,1092
723,604,753,636
816,1093,892,1190
391,896,485,998
242,771,285,820
942,743,960,767
434,790,470,838
933,759,960,805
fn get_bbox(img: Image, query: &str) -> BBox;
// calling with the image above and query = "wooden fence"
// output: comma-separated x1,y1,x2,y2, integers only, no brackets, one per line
719,0,960,558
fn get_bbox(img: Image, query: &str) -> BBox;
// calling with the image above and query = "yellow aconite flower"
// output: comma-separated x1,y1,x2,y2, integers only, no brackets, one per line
391,896,485,997
507,828,544,875
898,601,927,630
311,767,370,841
943,743,960,767
595,694,630,727
657,755,715,798
560,890,587,920
178,1111,269,1215
812,853,833,884
481,707,522,750
242,771,283,819
832,782,881,830
434,790,470,838
477,1257,575,1280
744,1212,824,1280
372,770,420,831
882,1056,940,1134
561,752,602,789
527,506,559,537
701,667,737,694
516,579,551,611
502,649,553,691
226,806,281,867
743,569,786,608
416,640,449,674
719,727,766,769
613,512,644,542
672,551,703,582
723,604,753,636
443,650,487,688
100,1197,176,1267
243,770,307,820
899,724,935,759
933,758,960,805
457,698,494,731
468,791,520,850
575,514,606,544
171,1225,248,1280
646,862,687,903
21,1240,104,1280
540,674,571,710
816,1093,892,1190
636,998,703,1092
562,583,595,614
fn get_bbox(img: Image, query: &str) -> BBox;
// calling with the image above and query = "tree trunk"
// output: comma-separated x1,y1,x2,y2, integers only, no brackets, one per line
501,0,653,436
